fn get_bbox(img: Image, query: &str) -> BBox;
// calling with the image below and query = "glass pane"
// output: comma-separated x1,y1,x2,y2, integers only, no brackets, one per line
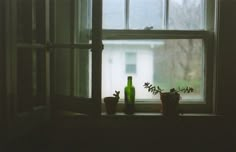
125,52,137,74
17,48,46,112
54,0,92,43
129,0,164,29
17,0,33,43
169,0,204,30
75,0,92,43
54,0,73,43
17,0,47,43
103,0,125,29
102,40,204,102
52,49,92,98
35,0,46,43
126,64,136,74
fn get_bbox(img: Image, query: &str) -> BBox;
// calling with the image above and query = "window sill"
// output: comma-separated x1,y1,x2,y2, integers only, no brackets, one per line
52,111,225,130
55,111,221,119
100,112,222,120
101,112,218,117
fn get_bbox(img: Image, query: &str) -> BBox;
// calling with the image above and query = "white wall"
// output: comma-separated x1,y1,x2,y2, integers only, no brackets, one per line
102,41,158,99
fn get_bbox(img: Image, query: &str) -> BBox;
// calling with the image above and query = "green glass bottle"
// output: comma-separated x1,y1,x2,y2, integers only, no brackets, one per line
124,76,135,114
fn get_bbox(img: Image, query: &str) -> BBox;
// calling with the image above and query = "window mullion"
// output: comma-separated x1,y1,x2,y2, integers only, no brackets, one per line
16,43,93,49
125,0,130,29
103,30,210,40
45,0,50,109
32,0,36,43
164,0,169,29
92,0,103,115
70,0,76,96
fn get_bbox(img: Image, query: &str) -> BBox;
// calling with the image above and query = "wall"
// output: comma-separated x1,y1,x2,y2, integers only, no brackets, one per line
217,0,236,118
217,0,236,148
38,116,234,152
0,0,6,150
0,0,6,126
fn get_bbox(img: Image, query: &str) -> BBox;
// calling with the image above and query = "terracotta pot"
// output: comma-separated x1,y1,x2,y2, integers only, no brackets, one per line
104,97,118,115
160,92,180,116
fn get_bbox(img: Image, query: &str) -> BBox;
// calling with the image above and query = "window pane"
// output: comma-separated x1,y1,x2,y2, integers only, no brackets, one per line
103,0,125,29
125,52,136,64
52,49,92,98
17,48,47,112
17,0,33,43
102,40,204,102
17,0,47,43
125,52,137,74
35,0,46,43
169,0,204,30
75,0,92,43
54,0,92,43
54,0,73,43
129,0,164,29
126,64,136,74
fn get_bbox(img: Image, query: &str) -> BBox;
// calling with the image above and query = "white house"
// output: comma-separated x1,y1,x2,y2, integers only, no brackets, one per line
102,40,164,100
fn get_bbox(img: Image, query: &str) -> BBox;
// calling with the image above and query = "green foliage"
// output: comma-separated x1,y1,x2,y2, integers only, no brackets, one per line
175,79,200,93
143,82,163,95
143,82,194,95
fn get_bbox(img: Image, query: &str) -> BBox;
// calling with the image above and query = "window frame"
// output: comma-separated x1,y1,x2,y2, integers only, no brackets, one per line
101,0,217,113
11,0,102,116
8,0,218,116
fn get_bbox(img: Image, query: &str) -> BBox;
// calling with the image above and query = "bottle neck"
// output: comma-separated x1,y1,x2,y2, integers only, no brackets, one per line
127,77,132,86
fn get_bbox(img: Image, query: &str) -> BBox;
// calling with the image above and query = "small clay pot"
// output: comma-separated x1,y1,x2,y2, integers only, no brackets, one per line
160,92,180,116
104,97,119,115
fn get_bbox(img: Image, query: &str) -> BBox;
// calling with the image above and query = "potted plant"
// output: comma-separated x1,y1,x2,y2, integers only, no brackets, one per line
104,90,120,115
143,82,194,116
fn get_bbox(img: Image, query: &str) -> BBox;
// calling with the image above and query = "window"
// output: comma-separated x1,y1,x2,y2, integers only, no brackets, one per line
12,0,216,115
51,0,92,98
102,0,216,113
103,0,205,30
125,52,137,74
14,0,94,114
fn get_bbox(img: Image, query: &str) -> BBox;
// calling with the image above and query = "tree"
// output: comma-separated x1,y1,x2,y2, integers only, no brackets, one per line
154,0,203,92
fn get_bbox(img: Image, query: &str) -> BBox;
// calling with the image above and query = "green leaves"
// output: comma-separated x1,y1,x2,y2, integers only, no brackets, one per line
177,86,194,93
144,82,194,95
143,82,163,95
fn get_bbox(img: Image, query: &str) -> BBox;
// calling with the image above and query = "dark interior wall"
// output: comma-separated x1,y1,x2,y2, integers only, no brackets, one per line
217,0,236,118
5,116,234,152
216,0,236,149
0,0,6,124
0,0,6,150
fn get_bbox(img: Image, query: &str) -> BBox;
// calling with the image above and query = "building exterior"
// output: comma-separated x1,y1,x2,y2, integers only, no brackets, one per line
102,40,164,99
